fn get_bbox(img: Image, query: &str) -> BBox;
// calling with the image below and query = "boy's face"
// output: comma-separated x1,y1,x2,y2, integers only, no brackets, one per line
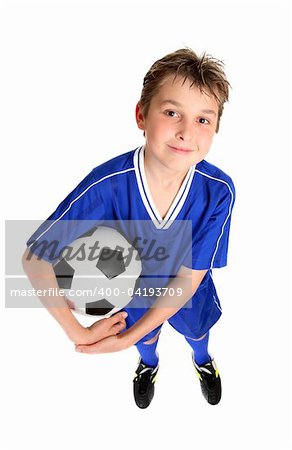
136,75,219,174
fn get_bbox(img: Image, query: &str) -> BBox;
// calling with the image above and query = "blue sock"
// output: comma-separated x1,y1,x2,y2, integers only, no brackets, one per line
185,331,211,366
136,339,159,368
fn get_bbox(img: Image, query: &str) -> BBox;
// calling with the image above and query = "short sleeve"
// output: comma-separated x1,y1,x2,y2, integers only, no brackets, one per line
188,179,236,270
26,170,106,263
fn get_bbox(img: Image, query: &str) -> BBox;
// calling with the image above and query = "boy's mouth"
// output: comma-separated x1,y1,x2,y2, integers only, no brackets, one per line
168,145,193,154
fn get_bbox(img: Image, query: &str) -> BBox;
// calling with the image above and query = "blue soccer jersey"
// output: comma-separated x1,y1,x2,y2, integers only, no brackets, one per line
27,145,236,340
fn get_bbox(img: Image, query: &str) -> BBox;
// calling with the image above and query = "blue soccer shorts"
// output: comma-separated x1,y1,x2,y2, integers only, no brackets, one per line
122,276,222,345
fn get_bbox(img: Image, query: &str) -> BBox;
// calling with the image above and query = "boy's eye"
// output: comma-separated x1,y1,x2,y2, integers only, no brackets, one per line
198,118,210,124
165,110,179,118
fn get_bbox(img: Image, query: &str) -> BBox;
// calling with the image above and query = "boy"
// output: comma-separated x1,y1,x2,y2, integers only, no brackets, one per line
23,48,235,409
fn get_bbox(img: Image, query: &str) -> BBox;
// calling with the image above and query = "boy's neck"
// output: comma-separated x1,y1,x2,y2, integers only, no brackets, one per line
144,147,189,188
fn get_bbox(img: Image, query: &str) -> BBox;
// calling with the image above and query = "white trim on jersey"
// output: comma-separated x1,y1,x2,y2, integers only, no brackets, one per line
28,167,135,246
194,169,235,270
134,145,196,230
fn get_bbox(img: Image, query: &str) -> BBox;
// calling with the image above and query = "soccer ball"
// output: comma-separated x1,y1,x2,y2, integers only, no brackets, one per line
53,226,141,318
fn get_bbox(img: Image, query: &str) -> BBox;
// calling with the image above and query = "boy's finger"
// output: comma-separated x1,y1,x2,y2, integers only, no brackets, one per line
112,320,127,334
75,344,98,354
109,311,128,324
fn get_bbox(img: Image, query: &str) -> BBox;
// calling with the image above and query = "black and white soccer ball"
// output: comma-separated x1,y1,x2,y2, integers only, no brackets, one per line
53,226,141,318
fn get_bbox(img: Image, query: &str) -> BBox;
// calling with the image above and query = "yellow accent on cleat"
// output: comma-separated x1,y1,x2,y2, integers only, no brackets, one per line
212,360,219,378
194,368,203,381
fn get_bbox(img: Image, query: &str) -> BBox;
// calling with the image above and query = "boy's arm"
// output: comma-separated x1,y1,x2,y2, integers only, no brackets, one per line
22,248,127,344
75,267,208,354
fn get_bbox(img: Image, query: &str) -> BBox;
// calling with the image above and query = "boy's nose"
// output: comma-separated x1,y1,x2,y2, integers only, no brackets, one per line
175,120,194,142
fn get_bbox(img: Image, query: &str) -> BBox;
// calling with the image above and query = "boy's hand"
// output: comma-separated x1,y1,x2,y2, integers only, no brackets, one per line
74,311,128,345
75,333,131,354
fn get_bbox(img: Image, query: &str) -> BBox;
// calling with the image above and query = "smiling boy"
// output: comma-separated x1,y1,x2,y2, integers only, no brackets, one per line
23,48,235,409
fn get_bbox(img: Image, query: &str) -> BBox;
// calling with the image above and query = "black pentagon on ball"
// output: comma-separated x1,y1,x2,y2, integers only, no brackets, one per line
96,247,126,279
85,299,115,316
53,258,75,289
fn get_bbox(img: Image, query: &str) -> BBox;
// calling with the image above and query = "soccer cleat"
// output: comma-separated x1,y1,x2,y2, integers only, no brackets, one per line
192,353,222,405
133,358,159,409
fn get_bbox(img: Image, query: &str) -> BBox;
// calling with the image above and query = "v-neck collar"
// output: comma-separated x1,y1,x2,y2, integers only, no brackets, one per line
133,145,196,230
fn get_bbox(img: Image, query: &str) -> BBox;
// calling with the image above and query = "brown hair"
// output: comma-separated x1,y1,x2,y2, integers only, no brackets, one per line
139,48,230,133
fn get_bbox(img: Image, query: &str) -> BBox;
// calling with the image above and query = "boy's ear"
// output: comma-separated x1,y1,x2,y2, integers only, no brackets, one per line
135,102,146,131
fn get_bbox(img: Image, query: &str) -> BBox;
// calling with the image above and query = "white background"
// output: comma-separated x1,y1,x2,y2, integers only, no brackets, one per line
1,0,292,449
